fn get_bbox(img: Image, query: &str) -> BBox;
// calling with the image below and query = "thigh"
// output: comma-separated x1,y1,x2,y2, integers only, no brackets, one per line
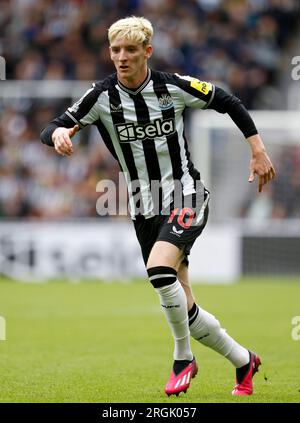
146,240,184,270
133,216,164,265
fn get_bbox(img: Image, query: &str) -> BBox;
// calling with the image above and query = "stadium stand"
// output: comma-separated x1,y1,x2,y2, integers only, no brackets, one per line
0,0,300,219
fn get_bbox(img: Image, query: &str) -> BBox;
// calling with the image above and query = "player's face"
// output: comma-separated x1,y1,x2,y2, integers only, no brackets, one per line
110,38,152,88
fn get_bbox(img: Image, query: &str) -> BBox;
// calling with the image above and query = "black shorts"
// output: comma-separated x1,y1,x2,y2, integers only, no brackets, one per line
133,187,210,266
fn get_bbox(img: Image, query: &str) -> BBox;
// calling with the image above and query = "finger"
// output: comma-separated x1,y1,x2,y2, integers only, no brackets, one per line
61,146,72,156
54,134,69,146
264,172,269,183
61,145,73,155
264,173,269,185
62,133,73,147
258,175,264,193
55,147,66,156
55,140,72,156
266,168,275,183
248,171,255,183
262,172,268,185
69,125,79,138
61,136,74,154
270,167,276,179
55,141,71,154
57,147,72,157
55,144,67,155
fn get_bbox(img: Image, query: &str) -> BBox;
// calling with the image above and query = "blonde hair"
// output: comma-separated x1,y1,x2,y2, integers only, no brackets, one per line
108,16,153,46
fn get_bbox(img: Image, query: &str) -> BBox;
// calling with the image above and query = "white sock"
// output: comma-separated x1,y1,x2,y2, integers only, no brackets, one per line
189,304,249,367
226,342,250,368
155,280,193,362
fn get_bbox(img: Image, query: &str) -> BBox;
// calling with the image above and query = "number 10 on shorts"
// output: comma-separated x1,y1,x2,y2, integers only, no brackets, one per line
168,207,194,229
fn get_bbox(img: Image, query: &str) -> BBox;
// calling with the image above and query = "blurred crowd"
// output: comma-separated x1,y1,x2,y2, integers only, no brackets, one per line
1,0,299,107
241,145,300,220
0,99,126,218
0,0,300,220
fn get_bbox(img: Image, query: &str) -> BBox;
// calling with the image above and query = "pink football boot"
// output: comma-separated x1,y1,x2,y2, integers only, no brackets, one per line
165,358,198,396
232,352,261,396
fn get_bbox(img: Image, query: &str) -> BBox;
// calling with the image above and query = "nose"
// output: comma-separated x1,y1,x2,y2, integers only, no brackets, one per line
119,48,127,61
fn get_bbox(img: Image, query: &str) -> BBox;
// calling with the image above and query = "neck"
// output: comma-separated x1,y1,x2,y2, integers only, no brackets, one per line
118,67,149,89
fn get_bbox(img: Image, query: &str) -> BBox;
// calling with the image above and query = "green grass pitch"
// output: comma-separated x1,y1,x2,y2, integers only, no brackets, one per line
0,277,300,403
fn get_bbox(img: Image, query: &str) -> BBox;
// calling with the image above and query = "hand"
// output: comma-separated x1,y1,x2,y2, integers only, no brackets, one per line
248,150,276,193
52,125,79,156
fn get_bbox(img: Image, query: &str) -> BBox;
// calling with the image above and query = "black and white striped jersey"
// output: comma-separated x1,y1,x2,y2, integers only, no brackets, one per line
57,69,216,218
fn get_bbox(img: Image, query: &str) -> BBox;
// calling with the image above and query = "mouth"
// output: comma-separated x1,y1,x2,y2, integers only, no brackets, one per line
119,65,129,71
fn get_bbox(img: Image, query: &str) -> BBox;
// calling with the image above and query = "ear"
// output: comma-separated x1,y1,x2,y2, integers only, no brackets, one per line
109,46,113,60
145,44,153,60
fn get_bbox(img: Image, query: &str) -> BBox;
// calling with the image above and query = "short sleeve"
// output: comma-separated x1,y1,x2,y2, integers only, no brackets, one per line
65,83,100,127
174,74,215,109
